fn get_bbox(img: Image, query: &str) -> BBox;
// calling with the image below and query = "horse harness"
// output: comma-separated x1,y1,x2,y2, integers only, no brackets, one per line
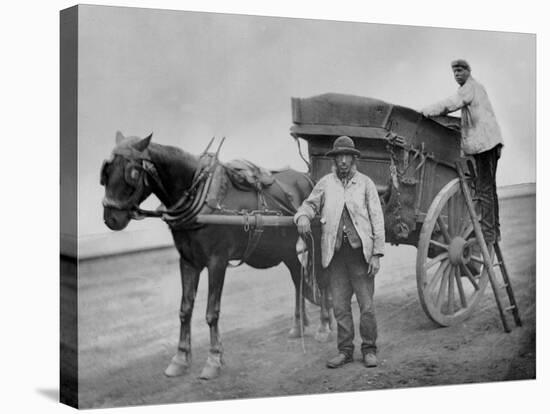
101,141,301,266
208,164,301,267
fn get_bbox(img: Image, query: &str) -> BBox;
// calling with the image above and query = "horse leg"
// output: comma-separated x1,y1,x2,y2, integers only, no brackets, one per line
199,258,226,380
165,258,200,377
286,259,310,339
314,286,333,343
307,236,333,343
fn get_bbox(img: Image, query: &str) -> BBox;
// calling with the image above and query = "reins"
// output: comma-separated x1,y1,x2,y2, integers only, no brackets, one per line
155,137,224,229
297,231,319,353
102,137,224,229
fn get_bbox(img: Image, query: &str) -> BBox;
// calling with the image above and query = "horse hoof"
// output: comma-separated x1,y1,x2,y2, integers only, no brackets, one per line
314,330,332,343
164,353,190,377
199,354,223,380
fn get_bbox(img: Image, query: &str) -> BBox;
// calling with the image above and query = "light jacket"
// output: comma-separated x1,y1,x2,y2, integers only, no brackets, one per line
294,167,385,268
422,76,504,154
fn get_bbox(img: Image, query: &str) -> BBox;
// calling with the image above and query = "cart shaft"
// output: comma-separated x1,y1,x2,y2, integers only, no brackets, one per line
196,214,296,227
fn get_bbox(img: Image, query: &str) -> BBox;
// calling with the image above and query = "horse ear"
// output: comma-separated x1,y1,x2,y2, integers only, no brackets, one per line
133,133,153,152
116,131,125,144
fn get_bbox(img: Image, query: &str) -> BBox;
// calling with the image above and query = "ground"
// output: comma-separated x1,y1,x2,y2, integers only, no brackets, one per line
75,195,535,408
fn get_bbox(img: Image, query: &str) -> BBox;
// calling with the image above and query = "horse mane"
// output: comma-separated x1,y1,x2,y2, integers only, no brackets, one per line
148,142,198,168
147,142,200,205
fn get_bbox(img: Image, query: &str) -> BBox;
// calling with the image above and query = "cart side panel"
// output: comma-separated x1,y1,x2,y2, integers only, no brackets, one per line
387,106,462,168
304,135,391,193
416,159,458,222
292,94,392,128
303,133,420,247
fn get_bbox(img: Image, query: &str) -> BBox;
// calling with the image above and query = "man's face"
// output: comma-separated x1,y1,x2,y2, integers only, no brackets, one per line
453,66,470,86
334,153,355,176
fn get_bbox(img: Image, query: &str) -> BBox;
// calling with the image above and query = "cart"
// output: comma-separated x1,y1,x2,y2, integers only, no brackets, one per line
288,93,520,330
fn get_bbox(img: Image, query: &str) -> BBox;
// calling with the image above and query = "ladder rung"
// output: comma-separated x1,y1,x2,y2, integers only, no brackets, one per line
505,305,516,312
500,284,509,289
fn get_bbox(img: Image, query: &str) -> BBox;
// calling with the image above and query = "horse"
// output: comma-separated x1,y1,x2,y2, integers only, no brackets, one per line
100,131,332,380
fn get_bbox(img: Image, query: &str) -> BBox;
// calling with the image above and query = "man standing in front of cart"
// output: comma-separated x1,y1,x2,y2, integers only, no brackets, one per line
421,59,504,246
294,136,385,369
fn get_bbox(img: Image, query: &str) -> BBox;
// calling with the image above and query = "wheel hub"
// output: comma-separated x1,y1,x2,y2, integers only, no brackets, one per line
448,236,472,266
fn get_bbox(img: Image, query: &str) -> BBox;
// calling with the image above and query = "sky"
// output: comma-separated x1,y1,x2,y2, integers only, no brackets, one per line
78,5,536,237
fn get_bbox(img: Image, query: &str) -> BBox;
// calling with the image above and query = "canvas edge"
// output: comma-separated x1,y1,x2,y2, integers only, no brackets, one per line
60,4,79,409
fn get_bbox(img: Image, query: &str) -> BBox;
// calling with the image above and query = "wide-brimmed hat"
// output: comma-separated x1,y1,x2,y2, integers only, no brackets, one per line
326,136,361,157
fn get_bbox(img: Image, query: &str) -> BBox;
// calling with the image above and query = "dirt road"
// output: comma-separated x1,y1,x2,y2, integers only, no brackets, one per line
76,195,535,408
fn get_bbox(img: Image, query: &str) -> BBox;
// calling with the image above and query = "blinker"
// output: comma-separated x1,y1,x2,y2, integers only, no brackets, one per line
124,162,143,188
100,160,109,186
100,158,143,189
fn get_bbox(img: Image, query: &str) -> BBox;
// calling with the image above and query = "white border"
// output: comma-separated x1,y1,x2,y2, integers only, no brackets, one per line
1,1,546,413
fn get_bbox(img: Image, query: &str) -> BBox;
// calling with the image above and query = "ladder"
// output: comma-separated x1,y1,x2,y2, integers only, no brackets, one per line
456,163,522,333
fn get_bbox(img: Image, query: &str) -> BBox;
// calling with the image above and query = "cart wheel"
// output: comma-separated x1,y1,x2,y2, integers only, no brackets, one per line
416,178,490,326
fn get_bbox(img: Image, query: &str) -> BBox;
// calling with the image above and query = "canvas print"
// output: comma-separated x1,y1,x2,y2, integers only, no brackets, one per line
60,5,536,409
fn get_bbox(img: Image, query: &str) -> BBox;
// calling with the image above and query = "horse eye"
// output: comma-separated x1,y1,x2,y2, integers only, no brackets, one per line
130,168,140,180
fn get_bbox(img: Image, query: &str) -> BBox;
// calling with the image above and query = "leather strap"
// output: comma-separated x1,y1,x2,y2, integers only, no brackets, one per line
227,213,265,268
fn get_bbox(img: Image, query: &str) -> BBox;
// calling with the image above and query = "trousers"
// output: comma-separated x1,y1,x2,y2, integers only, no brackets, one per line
327,240,377,356
473,144,502,244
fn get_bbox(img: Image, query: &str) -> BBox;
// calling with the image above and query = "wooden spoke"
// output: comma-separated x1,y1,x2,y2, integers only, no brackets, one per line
453,195,463,236
429,239,449,251
447,265,455,314
457,199,469,237
471,255,485,265
465,236,477,245
425,252,449,271
460,264,479,290
448,194,462,237
427,261,449,293
436,265,450,309
436,217,452,244
454,266,467,308
461,224,472,239
447,195,455,236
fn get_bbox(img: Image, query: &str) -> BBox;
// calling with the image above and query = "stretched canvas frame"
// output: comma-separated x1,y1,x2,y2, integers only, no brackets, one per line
60,4,536,409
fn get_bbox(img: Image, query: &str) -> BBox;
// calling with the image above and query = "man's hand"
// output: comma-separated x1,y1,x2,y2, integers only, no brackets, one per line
421,106,441,118
368,256,380,276
296,216,311,236
421,108,433,117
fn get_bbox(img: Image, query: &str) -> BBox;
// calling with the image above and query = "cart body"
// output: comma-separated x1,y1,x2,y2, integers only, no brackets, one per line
290,93,472,248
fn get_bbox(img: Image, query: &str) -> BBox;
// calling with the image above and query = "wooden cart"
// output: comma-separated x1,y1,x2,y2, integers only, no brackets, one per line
288,93,520,330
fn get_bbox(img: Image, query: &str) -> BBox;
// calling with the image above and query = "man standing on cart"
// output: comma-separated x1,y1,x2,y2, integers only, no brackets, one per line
421,59,504,246
294,136,385,369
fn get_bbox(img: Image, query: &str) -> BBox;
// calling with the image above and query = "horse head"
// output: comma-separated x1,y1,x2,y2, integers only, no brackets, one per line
100,131,154,230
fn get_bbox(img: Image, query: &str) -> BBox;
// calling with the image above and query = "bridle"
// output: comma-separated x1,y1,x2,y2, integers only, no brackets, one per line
101,154,166,220
101,138,222,228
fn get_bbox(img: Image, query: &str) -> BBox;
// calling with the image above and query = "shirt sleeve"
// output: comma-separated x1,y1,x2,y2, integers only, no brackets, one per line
421,82,475,116
365,178,385,256
294,179,325,224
